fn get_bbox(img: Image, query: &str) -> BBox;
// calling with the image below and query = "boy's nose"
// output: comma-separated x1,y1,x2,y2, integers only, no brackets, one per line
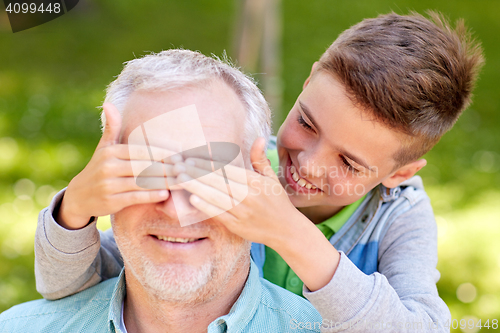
297,151,326,178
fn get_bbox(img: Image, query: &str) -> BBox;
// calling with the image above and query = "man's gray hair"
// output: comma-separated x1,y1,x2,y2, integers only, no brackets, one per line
103,49,272,152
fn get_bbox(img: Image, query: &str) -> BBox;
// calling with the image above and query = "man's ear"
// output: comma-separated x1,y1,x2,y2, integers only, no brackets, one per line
382,159,427,188
303,62,320,89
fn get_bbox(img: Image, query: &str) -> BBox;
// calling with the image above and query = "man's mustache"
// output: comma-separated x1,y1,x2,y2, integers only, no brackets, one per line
119,216,217,234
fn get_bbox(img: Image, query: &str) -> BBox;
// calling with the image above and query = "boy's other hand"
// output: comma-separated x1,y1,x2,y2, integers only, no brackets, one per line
56,103,177,230
173,137,304,247
174,137,340,291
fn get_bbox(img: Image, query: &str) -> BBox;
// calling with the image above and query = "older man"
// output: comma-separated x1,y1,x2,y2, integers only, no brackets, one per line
0,50,321,332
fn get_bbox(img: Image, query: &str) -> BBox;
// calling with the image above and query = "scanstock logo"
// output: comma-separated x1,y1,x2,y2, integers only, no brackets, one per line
129,105,248,227
3,0,79,32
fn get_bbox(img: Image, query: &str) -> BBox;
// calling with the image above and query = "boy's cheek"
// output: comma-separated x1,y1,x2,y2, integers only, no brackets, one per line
277,118,305,150
322,179,376,203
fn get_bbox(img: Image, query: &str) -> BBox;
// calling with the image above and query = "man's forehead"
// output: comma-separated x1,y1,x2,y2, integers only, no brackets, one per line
120,84,246,148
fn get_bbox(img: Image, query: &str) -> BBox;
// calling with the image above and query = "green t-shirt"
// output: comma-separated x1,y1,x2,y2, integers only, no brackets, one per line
263,148,366,296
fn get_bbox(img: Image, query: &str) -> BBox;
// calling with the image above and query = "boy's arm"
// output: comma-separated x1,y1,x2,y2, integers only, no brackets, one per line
176,142,449,331
35,188,123,300
303,198,451,333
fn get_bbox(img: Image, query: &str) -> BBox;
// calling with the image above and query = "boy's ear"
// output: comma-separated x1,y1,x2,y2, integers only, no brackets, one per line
382,159,427,188
303,62,320,89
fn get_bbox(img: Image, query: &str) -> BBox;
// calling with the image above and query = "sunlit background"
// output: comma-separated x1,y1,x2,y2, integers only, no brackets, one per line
0,1,499,331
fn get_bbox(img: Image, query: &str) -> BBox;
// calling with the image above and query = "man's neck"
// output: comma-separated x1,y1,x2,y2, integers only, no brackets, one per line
123,259,250,333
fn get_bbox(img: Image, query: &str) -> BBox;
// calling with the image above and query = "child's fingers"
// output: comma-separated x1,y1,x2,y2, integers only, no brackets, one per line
177,170,249,202
97,158,176,179
133,176,177,190
189,195,238,224
113,189,170,208
97,103,122,150
173,163,218,182
189,194,226,217
108,176,176,192
183,157,250,181
173,161,213,178
177,161,253,186
189,195,255,241
250,137,277,179
127,160,176,177
177,174,240,211
184,157,226,172
114,144,183,164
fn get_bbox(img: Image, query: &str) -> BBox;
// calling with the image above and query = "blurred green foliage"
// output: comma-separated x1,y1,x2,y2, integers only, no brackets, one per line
0,0,499,331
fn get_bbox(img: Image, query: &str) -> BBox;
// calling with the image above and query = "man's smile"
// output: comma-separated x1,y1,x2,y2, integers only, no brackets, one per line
154,235,204,243
145,234,211,255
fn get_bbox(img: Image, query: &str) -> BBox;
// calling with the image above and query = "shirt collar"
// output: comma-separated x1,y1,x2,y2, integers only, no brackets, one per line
318,194,367,234
108,269,127,333
107,261,262,333
379,175,424,202
207,259,261,332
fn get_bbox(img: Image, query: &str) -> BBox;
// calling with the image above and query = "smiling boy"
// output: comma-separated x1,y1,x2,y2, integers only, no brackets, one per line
32,11,483,332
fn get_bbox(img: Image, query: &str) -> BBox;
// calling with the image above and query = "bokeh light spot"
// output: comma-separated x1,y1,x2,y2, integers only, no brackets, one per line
0,137,18,161
35,185,57,207
457,282,477,303
13,195,34,216
57,143,81,168
13,178,36,197
473,151,498,173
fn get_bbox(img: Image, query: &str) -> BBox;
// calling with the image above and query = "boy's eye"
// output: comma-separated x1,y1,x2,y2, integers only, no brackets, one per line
340,155,359,174
297,115,313,131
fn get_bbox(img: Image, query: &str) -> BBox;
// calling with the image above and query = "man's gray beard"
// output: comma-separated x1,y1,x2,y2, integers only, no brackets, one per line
137,258,214,303
116,231,250,305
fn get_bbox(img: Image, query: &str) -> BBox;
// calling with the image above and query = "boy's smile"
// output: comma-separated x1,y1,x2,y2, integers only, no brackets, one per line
276,69,416,222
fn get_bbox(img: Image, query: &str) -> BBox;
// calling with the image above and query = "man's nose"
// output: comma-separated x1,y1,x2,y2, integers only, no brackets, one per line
154,191,178,220
154,189,200,222
296,150,327,178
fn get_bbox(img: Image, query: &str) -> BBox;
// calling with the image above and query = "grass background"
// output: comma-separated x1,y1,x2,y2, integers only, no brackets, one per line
0,0,499,331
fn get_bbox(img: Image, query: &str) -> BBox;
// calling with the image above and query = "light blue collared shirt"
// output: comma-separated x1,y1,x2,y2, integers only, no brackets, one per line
0,260,322,332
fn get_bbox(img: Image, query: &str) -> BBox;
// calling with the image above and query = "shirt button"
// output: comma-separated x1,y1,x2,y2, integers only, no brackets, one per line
289,277,300,287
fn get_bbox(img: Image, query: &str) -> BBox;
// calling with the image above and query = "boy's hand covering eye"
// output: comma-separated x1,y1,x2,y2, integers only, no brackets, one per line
56,103,180,230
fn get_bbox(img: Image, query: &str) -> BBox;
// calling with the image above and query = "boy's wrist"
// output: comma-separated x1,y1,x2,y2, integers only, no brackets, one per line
269,213,340,292
53,193,93,230
45,204,100,255
266,210,310,253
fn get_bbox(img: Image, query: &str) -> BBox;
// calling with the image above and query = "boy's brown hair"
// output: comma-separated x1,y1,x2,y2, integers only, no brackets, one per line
317,11,484,167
